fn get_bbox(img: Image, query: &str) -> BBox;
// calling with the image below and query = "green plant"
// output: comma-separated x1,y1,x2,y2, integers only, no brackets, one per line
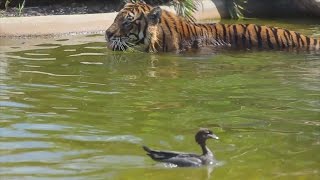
17,0,26,16
170,0,201,22
5,0,11,11
127,0,201,22
226,0,247,19
169,0,248,20
126,0,248,20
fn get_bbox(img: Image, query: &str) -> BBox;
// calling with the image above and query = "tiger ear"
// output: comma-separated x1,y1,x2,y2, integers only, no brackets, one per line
148,7,162,24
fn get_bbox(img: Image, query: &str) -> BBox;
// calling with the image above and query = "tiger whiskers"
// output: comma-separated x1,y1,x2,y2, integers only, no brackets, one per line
125,41,137,47
110,37,132,51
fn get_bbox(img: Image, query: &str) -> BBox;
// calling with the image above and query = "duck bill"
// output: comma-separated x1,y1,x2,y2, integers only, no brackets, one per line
208,134,219,140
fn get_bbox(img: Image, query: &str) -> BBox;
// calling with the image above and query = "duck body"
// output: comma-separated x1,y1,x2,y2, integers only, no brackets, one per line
143,128,219,167
143,146,214,167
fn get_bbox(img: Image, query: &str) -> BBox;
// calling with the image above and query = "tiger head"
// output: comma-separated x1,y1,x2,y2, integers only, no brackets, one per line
105,2,153,51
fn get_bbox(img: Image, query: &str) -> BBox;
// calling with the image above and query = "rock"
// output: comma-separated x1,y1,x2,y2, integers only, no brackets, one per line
293,0,320,17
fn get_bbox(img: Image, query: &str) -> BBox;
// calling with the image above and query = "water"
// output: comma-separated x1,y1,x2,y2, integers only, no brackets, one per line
0,20,320,179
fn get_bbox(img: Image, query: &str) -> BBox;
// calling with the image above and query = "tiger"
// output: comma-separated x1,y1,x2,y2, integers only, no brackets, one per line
105,2,320,52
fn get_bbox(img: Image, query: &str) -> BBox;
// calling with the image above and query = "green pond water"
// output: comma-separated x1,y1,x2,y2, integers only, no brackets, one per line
0,19,320,179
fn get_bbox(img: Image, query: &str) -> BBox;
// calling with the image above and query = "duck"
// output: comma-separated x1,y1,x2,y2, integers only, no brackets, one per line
142,128,219,167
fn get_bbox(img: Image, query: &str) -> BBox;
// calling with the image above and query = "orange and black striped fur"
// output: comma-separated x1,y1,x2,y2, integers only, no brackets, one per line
105,2,320,52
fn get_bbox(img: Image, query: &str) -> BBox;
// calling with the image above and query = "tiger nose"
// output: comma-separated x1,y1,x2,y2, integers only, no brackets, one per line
105,30,113,39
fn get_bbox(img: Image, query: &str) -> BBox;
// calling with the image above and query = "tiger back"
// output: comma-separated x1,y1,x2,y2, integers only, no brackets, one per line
145,7,320,52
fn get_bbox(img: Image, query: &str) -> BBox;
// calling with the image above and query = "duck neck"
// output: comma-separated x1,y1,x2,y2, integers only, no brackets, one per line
200,143,213,156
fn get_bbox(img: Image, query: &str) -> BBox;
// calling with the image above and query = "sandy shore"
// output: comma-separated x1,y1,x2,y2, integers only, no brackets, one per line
0,13,117,37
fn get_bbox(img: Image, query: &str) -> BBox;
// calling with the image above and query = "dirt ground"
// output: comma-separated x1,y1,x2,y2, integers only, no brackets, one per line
0,0,167,17
0,0,122,17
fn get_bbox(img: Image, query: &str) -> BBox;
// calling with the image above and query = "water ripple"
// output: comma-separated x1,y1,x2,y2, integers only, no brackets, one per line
84,46,106,49
88,90,120,95
0,128,40,138
6,55,56,61
62,134,142,144
25,112,69,118
0,141,53,150
24,53,50,56
20,71,80,77
69,53,105,57
23,83,59,88
0,167,75,175
80,62,103,65
12,123,71,131
0,101,32,108
62,155,144,169
0,151,81,163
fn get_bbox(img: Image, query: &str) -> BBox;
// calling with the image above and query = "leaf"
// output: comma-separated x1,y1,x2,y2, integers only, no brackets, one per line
170,0,202,22
226,0,247,19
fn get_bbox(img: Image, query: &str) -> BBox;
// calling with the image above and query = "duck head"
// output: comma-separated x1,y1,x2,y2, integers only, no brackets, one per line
195,128,219,145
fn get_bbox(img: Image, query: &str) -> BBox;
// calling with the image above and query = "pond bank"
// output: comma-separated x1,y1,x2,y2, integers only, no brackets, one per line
0,0,225,38
0,13,116,37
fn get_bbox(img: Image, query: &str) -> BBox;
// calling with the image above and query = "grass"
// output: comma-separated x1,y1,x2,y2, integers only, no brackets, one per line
4,0,26,16
5,0,11,11
226,0,247,19
17,0,26,16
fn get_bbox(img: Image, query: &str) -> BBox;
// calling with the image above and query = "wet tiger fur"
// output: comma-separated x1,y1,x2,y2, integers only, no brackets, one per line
105,2,320,52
